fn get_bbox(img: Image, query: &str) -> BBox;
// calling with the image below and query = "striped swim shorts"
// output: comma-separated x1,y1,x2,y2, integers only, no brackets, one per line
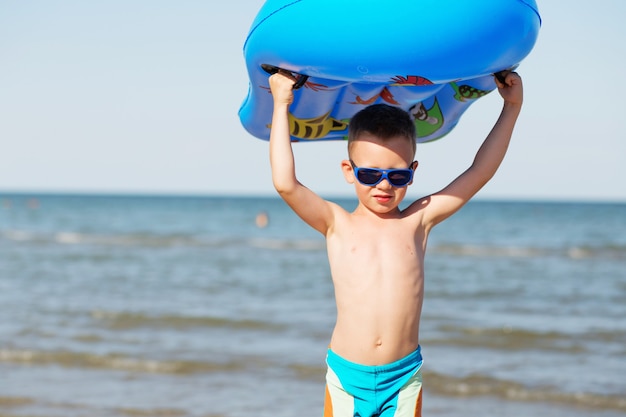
324,346,423,417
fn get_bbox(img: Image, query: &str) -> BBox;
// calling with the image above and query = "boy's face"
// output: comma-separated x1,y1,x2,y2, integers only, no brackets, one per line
342,133,417,215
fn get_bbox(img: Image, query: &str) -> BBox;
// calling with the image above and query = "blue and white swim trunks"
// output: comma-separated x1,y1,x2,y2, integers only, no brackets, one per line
324,346,423,417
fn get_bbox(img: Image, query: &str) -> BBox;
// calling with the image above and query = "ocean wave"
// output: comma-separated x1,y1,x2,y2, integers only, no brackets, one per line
426,325,624,352
2,347,624,412
426,370,626,412
1,229,210,248
432,243,626,260
6,228,621,259
0,348,242,375
288,363,326,382
246,237,326,251
90,310,285,332
1,229,325,252
113,406,187,417
0,395,35,408
2,229,45,243
0,394,187,417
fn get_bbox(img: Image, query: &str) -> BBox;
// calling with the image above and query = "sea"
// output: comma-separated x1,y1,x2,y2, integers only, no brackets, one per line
0,193,624,417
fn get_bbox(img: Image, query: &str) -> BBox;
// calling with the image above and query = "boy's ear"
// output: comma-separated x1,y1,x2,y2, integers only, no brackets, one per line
409,160,419,185
341,159,355,184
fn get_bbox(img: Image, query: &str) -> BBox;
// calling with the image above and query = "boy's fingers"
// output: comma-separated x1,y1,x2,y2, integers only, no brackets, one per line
506,72,521,88
277,69,297,82
270,72,296,89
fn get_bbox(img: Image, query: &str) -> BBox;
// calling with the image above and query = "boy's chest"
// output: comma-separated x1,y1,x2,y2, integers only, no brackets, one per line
328,221,426,262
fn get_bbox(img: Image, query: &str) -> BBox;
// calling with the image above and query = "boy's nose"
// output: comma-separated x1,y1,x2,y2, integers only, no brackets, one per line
376,179,393,190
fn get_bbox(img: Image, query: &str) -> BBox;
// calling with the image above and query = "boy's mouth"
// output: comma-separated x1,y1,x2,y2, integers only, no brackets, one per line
374,194,392,203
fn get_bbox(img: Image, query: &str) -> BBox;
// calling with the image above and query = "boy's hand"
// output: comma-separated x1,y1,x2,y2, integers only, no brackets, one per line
269,71,297,107
494,71,523,107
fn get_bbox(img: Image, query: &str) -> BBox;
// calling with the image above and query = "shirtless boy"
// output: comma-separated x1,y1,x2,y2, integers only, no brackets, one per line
269,71,523,417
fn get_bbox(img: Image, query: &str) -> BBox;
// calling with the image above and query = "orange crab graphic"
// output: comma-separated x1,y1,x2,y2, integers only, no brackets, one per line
390,75,434,86
350,88,399,106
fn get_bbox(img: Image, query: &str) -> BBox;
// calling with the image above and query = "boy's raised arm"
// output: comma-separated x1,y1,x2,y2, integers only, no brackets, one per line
420,71,524,228
269,72,335,235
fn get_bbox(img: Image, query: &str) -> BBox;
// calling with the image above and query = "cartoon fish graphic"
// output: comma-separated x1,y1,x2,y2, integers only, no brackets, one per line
267,112,348,140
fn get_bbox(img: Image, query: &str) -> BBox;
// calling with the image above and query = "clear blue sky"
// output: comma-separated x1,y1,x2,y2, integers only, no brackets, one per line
1,1,625,202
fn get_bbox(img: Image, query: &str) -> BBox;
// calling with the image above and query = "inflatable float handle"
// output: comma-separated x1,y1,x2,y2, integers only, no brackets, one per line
292,74,309,90
261,63,309,90
494,70,508,84
493,66,519,85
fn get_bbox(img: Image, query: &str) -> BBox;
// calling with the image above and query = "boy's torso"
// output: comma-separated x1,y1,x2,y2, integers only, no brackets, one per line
325,205,427,366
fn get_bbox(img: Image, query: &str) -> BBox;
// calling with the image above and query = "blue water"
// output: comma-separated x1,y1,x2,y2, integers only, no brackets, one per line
1,194,625,417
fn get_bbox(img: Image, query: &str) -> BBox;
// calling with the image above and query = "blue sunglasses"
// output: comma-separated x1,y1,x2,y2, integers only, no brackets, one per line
350,160,415,187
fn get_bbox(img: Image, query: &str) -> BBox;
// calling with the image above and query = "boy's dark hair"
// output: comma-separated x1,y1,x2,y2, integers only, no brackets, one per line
348,104,416,155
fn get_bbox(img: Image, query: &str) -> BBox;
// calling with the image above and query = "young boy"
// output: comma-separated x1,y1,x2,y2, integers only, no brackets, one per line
269,71,523,417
